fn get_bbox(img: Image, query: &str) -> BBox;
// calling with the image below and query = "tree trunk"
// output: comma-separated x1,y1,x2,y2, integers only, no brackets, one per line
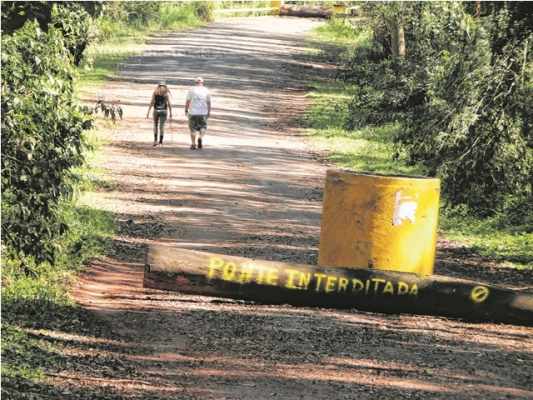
397,23,406,57
144,245,533,326
279,5,333,19
390,20,406,58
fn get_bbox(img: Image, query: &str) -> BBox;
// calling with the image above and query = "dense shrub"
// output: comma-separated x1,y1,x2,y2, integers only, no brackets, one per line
1,21,93,264
51,4,93,66
94,2,214,42
122,2,161,25
342,2,532,215
1,2,98,66
192,2,215,22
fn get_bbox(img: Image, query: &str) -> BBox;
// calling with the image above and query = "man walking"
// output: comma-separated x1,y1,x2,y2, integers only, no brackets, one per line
185,77,211,150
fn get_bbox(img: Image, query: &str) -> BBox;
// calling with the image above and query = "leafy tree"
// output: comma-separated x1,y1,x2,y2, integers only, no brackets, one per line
1,20,92,265
122,2,161,24
1,1,102,33
343,2,532,215
364,2,409,57
1,1,97,65
399,3,532,212
51,4,94,66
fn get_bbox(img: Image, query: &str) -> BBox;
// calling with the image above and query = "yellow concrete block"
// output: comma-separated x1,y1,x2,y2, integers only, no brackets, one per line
271,0,281,15
318,169,440,276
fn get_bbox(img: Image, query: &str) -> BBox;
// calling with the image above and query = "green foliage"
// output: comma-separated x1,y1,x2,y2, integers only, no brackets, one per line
93,3,147,42
440,204,532,268
95,1,212,41
303,20,423,176
1,1,54,34
308,16,532,268
111,1,214,26
193,1,215,22
341,2,533,216
302,80,426,176
0,1,103,29
399,4,532,213
159,2,212,29
2,324,46,384
77,43,142,87
313,17,370,45
2,2,97,66
1,21,93,264
2,203,113,310
122,1,161,25
213,1,276,17
1,180,114,390
51,3,93,66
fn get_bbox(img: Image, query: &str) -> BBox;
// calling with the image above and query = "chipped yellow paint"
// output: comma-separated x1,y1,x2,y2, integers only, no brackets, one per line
318,170,440,276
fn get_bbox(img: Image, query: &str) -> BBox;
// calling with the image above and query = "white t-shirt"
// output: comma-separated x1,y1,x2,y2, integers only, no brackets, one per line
186,86,211,116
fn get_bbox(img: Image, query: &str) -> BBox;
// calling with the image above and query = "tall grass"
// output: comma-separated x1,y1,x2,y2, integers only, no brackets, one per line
305,19,532,269
160,3,206,29
313,18,370,45
301,81,425,176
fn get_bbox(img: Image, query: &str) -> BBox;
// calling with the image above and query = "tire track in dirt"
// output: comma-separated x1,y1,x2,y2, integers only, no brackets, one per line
70,17,533,400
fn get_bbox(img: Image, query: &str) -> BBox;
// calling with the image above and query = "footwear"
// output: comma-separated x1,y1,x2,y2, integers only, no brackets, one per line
197,138,202,149
153,142,158,147
190,144,197,150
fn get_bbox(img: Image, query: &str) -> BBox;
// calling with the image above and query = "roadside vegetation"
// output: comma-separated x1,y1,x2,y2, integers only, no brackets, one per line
0,2,214,396
305,5,532,269
1,2,281,394
213,1,274,18
1,2,531,397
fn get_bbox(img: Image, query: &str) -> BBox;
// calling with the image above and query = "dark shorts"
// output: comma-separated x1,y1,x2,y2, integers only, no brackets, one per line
188,115,207,132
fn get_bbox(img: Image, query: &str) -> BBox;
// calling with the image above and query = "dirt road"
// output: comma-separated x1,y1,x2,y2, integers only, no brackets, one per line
69,17,532,399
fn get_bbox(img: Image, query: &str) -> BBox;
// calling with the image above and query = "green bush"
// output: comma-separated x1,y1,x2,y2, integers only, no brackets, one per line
193,1,215,22
51,3,93,66
1,21,93,265
308,19,532,267
398,5,532,213
123,1,161,25
92,2,211,43
1,2,98,66
159,3,205,29
342,2,533,216
314,18,365,43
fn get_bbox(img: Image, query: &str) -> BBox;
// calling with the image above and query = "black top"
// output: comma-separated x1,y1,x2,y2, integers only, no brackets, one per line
155,94,166,110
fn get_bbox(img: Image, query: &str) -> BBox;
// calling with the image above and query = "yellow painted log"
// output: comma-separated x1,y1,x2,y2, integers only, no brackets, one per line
333,4,346,15
144,246,533,326
318,169,440,276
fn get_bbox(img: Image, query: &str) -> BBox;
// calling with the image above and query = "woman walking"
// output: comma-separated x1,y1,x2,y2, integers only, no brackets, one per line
146,81,172,146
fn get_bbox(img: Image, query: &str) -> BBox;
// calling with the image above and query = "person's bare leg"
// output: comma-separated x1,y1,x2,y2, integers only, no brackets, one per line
190,130,197,149
198,128,206,149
